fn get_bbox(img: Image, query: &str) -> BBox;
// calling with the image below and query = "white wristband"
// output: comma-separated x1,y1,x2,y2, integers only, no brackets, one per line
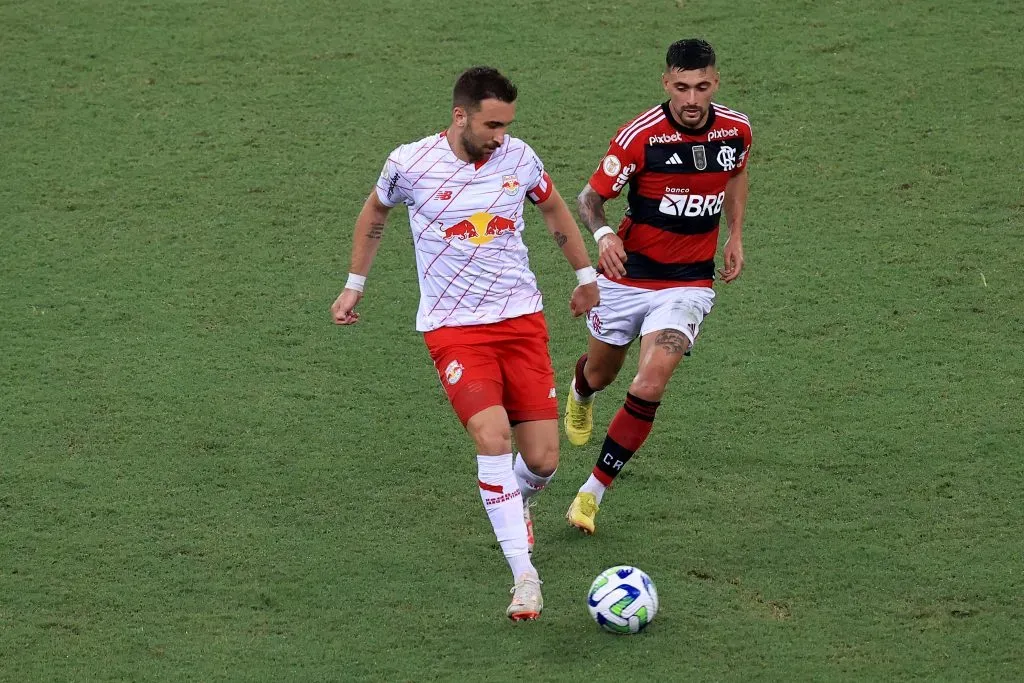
593,226,615,243
345,273,366,292
575,266,598,286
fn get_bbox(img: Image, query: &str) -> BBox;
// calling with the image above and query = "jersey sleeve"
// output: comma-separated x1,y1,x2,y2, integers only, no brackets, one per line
523,144,555,204
375,146,413,207
587,132,645,200
734,123,753,175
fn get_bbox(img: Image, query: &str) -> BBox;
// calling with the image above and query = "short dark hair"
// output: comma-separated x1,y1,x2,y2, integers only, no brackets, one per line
453,66,518,110
666,39,716,71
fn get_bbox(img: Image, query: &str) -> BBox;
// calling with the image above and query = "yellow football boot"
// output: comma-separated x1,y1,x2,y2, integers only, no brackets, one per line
566,492,600,535
563,381,595,446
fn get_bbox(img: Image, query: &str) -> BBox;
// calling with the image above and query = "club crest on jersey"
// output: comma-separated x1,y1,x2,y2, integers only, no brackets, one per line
444,360,464,385
717,146,736,171
502,175,520,195
692,145,708,171
440,211,517,245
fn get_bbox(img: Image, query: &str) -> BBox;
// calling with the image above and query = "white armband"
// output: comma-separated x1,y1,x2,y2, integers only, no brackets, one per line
575,266,598,286
345,273,367,292
593,226,615,243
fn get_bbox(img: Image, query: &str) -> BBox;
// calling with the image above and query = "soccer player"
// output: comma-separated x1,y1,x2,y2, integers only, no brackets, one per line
564,39,752,534
331,67,600,620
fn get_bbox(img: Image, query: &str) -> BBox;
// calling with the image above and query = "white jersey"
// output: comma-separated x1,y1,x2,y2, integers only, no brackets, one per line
375,132,554,332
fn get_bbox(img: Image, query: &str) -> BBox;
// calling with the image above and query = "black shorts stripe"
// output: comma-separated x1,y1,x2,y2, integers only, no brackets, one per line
621,252,715,282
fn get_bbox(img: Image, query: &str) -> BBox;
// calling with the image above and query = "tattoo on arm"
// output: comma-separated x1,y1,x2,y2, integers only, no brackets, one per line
552,231,568,248
577,188,608,235
654,330,689,356
367,222,384,239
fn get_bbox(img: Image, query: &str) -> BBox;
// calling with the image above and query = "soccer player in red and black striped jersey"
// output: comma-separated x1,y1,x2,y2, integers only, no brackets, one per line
565,39,752,534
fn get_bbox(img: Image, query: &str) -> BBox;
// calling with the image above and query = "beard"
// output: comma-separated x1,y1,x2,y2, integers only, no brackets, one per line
675,104,708,129
461,132,498,162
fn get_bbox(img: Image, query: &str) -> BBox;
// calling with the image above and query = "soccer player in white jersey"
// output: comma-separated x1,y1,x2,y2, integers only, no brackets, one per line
331,67,600,621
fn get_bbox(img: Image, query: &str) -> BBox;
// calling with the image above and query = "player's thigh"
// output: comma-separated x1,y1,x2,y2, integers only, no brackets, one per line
633,288,715,397
426,343,505,427
585,278,649,347
586,334,631,385
635,328,690,395
512,419,559,475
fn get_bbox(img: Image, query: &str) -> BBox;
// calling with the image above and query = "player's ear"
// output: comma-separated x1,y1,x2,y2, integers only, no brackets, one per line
453,105,468,128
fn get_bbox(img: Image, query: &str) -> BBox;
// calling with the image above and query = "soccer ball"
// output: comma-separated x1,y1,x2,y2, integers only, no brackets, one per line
587,565,659,634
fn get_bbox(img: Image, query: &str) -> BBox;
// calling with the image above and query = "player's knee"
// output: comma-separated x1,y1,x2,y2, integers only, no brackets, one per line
525,444,559,477
468,420,512,455
628,375,668,403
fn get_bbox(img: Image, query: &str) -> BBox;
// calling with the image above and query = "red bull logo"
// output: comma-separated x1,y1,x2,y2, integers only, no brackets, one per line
440,212,517,245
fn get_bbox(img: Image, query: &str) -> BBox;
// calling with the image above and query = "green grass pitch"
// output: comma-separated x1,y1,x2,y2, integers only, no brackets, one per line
2,0,1022,680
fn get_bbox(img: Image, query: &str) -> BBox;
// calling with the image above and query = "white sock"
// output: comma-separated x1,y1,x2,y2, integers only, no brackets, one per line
513,452,555,507
571,378,596,405
477,454,536,580
579,473,608,505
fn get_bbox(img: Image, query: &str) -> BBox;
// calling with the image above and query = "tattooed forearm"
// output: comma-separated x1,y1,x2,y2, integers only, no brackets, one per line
654,330,689,355
366,222,384,239
553,231,568,248
577,186,609,234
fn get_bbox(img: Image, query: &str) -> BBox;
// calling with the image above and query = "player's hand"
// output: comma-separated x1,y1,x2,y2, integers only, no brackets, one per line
719,237,744,283
597,234,627,279
570,282,600,318
331,288,363,325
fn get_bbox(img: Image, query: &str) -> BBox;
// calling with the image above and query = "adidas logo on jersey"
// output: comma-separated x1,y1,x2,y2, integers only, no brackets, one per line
707,126,740,141
665,153,684,165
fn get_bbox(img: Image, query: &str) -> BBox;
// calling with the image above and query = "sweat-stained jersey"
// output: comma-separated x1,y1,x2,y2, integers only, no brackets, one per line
588,102,752,289
376,132,554,332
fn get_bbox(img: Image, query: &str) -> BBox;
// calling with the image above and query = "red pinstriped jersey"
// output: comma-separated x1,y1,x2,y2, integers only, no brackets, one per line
588,102,752,289
377,132,554,332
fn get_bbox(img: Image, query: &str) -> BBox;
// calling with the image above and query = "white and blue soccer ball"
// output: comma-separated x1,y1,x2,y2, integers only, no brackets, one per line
587,565,659,634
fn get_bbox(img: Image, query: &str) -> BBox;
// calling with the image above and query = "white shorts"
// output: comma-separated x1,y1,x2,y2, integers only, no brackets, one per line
585,278,716,348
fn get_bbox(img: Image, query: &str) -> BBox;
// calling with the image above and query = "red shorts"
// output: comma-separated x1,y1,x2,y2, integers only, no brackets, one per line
424,311,559,426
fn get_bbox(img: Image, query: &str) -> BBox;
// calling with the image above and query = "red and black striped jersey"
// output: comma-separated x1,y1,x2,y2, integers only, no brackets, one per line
588,102,752,289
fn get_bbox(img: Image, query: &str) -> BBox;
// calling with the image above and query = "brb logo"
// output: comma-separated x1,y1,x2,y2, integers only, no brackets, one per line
659,191,725,217
441,211,517,245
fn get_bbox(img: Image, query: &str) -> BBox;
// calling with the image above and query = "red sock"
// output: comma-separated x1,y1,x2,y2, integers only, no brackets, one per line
574,354,595,398
592,393,660,485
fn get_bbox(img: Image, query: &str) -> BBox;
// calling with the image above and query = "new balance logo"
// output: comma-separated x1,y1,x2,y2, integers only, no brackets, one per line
665,153,684,165
434,190,453,201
